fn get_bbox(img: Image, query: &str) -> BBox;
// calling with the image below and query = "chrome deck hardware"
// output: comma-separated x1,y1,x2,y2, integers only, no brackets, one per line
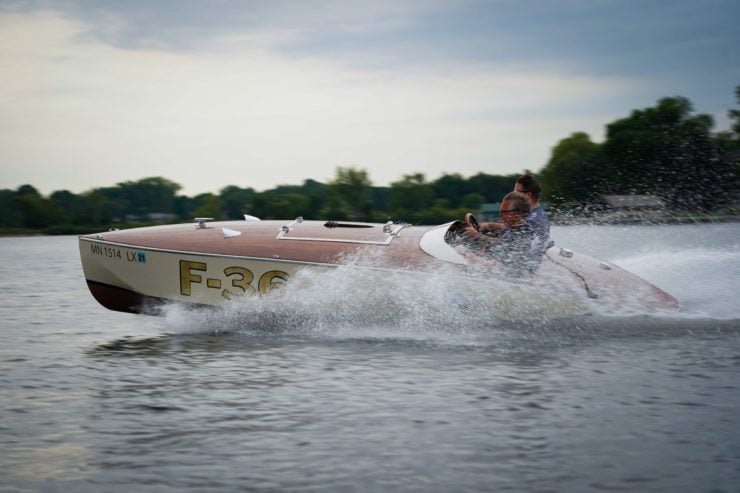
559,248,574,258
194,217,214,229
281,216,304,233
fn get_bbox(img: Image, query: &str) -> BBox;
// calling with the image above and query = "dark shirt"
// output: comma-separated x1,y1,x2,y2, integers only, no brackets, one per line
486,222,538,277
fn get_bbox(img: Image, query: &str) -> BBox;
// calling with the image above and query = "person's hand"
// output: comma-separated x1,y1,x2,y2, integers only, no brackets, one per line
465,226,480,239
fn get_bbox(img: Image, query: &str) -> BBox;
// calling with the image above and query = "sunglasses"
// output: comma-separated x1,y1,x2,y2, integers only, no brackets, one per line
499,208,523,213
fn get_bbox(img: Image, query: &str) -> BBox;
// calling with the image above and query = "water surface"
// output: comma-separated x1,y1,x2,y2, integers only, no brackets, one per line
1,223,739,492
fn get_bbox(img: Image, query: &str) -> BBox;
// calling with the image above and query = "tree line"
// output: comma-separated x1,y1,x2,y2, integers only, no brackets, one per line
540,88,740,213
2,88,738,234
0,172,520,234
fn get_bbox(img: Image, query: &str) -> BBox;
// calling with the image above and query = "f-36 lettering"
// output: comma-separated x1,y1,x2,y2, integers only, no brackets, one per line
179,260,289,298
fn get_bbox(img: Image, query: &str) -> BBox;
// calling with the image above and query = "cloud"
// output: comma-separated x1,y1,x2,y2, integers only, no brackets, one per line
0,9,652,195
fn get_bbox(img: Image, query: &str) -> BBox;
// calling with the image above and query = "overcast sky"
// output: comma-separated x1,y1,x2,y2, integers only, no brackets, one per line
1,0,738,196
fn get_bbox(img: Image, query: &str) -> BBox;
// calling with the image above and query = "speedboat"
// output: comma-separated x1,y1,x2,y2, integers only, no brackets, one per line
79,216,678,315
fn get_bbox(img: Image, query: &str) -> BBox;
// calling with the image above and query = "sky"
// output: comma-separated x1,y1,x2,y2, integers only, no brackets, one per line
1,0,738,196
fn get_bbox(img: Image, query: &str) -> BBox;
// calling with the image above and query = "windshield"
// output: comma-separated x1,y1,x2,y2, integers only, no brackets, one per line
418,222,469,265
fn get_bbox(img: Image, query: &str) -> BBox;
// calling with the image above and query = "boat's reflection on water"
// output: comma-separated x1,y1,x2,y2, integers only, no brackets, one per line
87,331,289,362
87,308,740,363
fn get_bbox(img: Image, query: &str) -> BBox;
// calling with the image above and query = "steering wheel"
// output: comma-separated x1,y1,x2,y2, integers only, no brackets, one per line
464,212,480,231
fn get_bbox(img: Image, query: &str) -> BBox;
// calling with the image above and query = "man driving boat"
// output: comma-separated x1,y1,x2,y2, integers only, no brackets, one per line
465,191,539,277
477,173,550,256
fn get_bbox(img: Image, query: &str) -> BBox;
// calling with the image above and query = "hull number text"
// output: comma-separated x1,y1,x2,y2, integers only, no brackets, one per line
90,243,147,263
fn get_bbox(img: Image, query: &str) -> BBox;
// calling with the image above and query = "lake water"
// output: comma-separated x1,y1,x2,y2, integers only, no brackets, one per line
1,223,739,492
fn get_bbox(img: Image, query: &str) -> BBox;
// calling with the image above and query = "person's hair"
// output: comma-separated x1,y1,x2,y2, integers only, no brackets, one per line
503,191,531,215
515,173,542,200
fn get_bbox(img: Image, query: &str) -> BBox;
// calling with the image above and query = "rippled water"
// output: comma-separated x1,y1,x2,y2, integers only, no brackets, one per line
1,223,739,492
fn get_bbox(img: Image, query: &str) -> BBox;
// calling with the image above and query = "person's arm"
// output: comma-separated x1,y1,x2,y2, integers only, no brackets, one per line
478,221,503,234
466,226,501,249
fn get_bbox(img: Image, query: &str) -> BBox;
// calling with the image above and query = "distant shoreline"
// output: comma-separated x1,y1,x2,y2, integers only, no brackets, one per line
2,214,739,237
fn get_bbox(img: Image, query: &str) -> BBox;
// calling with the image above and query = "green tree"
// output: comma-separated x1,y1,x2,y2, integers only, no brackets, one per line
431,173,471,208
390,173,433,222
13,185,63,228
730,85,740,136
467,173,517,203
320,192,352,220
272,194,311,219
50,190,86,224
461,192,485,210
0,189,24,227
299,179,328,219
324,166,373,220
115,177,182,215
416,198,462,224
219,185,256,219
84,189,124,226
192,193,221,219
539,132,603,205
93,186,129,222
370,187,391,217
249,192,278,219
257,181,325,219
602,97,724,210
716,86,740,202
173,195,200,221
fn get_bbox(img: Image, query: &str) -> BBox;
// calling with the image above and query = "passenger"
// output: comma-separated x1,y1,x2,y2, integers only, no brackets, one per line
466,192,538,277
514,173,550,256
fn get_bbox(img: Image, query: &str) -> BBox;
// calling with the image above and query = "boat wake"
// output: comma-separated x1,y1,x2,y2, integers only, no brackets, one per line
158,257,717,344
551,222,740,321
611,247,740,320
